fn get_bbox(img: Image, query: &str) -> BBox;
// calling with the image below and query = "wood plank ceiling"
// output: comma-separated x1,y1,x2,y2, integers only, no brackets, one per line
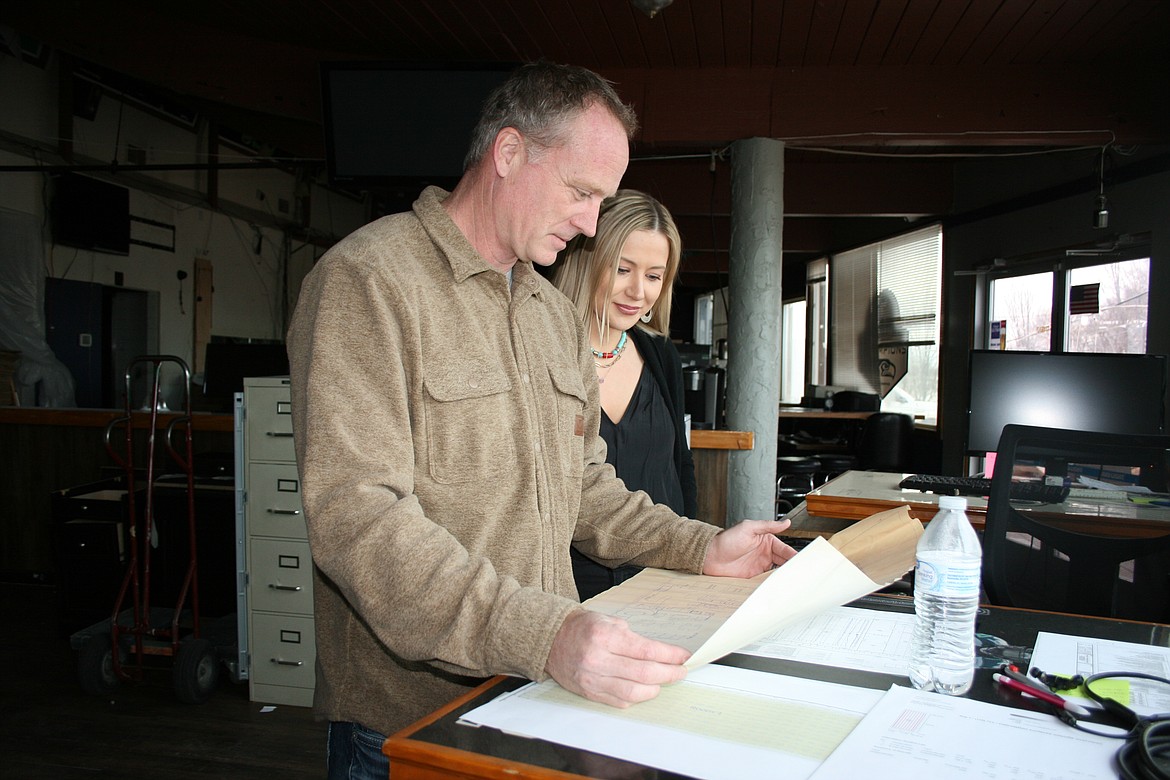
4,0,1168,288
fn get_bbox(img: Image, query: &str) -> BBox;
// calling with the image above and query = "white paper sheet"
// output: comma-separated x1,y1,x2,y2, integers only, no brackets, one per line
582,567,762,654
459,665,885,780
583,537,882,669
1030,631,1170,716
738,605,916,676
810,684,1119,779
686,537,880,667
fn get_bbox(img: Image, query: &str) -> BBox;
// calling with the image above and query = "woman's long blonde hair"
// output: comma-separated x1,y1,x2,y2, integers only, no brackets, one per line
553,189,682,339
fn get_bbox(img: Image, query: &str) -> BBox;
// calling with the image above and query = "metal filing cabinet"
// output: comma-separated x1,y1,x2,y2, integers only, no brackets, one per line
240,376,316,706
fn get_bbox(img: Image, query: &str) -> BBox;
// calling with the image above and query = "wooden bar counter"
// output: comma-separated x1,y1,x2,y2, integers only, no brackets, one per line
0,406,234,576
0,406,234,432
688,429,753,528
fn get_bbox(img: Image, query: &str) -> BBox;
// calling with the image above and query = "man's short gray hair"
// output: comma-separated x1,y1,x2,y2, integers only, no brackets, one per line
463,61,638,171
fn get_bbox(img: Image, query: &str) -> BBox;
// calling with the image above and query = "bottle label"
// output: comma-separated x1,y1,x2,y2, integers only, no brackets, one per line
915,554,981,598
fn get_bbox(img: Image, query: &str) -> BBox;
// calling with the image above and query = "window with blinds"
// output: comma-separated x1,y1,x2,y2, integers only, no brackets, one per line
804,257,829,388
829,224,942,423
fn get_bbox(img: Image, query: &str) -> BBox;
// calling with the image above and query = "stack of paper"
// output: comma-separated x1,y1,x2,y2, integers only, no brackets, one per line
459,508,1133,779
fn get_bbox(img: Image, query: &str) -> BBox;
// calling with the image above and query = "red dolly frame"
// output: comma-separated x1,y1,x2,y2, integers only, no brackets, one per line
80,354,220,703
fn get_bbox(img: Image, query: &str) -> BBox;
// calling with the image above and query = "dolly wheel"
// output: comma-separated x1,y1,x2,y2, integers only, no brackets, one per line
78,631,120,696
173,637,219,704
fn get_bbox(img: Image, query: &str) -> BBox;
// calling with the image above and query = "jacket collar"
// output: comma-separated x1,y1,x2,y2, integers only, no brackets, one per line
414,185,544,300
413,186,489,284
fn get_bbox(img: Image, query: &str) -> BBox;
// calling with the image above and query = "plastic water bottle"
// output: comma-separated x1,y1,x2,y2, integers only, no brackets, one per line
909,494,982,695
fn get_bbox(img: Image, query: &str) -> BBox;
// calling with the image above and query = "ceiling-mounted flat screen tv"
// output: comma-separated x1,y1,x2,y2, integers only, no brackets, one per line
321,62,516,184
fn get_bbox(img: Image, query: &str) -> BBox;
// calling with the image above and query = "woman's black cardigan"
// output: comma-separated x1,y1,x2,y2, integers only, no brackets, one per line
626,326,698,518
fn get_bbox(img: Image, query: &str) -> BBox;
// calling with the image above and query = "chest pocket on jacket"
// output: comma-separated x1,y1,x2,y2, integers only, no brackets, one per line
423,365,515,484
548,364,588,478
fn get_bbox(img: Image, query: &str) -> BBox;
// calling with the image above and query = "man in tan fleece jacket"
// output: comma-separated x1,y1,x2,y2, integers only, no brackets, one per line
286,61,798,779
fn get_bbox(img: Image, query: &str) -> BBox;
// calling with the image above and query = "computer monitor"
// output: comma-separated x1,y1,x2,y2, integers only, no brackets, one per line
201,341,289,410
965,350,1167,454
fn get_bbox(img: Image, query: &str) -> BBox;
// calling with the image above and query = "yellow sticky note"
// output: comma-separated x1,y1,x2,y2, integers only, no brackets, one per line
1068,677,1130,706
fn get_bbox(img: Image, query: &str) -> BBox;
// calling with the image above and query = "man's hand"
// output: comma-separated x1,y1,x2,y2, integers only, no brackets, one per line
702,518,799,578
545,609,690,708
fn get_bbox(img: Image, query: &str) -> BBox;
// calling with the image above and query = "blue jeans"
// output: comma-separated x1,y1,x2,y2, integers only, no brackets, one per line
327,721,390,780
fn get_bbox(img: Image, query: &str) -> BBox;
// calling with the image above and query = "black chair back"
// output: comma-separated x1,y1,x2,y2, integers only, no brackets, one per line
982,424,1170,622
854,412,914,471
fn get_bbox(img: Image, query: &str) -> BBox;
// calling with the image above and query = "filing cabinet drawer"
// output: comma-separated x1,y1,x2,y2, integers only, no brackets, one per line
250,612,316,689
246,384,296,462
246,463,306,539
249,538,314,613
242,376,316,707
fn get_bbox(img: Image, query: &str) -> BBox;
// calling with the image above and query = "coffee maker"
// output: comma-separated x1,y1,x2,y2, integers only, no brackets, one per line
683,340,726,429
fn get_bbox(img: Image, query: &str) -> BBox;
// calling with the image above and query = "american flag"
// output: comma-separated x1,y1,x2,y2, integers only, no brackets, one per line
1069,283,1100,315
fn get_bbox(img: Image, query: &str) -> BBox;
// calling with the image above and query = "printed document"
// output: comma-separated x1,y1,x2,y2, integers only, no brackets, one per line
583,505,922,668
1030,631,1170,716
739,604,916,676
810,684,1118,779
460,664,885,780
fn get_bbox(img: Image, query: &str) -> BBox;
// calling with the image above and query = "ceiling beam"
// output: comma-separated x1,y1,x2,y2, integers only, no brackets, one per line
605,65,1169,147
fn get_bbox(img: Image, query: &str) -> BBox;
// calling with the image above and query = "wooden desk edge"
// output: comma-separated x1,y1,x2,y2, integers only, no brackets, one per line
777,409,875,420
805,496,986,528
690,429,753,450
806,495,1167,538
384,676,582,779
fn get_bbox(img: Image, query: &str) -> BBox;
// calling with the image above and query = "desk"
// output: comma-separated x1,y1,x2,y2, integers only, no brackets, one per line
778,408,876,421
803,470,985,526
383,601,1169,779
799,470,1170,540
777,409,877,458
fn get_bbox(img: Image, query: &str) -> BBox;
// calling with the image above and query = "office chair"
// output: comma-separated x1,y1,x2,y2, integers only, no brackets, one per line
982,424,1170,622
853,412,914,472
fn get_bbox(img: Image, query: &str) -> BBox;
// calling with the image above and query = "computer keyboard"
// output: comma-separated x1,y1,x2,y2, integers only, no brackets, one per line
899,473,992,497
1066,487,1131,501
899,474,1070,503
777,536,814,552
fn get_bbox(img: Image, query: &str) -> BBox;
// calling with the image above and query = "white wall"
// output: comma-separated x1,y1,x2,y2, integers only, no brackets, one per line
0,47,368,405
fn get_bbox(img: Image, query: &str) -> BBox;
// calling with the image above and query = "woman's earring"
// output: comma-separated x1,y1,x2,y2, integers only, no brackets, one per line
640,309,653,323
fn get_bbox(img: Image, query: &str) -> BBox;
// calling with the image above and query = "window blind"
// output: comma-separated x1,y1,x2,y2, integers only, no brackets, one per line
830,224,941,392
877,226,942,346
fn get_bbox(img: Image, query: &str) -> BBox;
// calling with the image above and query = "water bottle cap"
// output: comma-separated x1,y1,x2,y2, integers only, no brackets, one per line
938,494,968,511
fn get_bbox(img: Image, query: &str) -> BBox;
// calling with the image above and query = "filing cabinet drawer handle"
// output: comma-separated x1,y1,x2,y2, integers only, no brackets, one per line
266,508,302,515
266,431,294,438
270,658,304,667
268,583,303,592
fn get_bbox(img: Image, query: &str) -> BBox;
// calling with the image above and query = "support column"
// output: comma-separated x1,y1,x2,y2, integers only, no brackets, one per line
725,137,784,526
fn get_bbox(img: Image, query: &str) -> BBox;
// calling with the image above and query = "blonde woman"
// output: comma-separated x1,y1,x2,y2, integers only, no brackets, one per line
554,189,696,601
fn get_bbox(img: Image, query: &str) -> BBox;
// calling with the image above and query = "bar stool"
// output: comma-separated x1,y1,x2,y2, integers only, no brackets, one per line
775,455,820,519
810,453,857,487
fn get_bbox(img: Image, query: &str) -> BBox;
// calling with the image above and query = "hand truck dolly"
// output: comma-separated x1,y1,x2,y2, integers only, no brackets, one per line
75,355,220,703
